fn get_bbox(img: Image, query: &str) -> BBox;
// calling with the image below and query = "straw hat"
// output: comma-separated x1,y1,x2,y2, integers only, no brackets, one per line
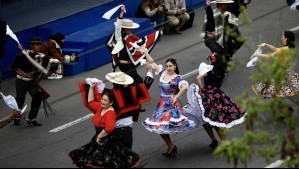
115,19,140,29
105,71,134,85
211,0,234,3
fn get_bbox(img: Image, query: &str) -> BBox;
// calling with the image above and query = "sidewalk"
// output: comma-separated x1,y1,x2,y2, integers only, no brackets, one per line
1,0,112,32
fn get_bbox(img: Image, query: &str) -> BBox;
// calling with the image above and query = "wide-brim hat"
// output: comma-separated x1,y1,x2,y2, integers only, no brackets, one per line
105,71,134,85
211,0,234,3
114,19,140,29
29,36,42,43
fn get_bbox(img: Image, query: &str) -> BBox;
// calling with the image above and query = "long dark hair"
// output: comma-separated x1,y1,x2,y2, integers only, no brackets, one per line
209,53,228,78
284,31,296,49
165,58,180,74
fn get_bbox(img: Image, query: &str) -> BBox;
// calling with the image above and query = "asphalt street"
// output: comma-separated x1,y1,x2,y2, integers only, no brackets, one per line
0,0,299,168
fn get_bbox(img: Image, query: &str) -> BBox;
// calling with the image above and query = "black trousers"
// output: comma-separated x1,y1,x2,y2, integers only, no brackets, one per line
204,36,226,56
114,127,133,150
16,78,43,120
119,63,143,85
204,34,244,61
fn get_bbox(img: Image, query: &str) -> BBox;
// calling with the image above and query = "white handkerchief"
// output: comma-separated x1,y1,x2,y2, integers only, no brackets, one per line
0,92,26,113
21,105,27,114
102,4,126,20
250,47,262,59
6,25,19,43
140,58,147,66
85,78,105,93
247,47,262,67
246,57,259,67
198,62,214,75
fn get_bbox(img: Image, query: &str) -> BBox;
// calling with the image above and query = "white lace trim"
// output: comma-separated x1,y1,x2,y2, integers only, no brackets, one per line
143,117,196,135
193,84,206,118
192,83,247,129
179,80,189,89
143,115,189,126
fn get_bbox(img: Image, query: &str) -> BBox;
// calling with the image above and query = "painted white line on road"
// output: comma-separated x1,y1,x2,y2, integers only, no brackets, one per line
49,69,199,133
182,69,198,79
49,113,94,133
290,25,299,32
265,159,284,168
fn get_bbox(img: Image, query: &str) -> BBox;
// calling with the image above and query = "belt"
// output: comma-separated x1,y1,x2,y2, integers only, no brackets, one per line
119,60,131,65
115,127,132,131
17,74,33,81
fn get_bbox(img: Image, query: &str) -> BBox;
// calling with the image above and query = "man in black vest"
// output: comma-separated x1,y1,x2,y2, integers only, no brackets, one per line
11,37,52,126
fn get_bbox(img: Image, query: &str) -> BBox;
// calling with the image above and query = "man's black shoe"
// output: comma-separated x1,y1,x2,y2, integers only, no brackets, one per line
14,118,21,125
27,119,42,126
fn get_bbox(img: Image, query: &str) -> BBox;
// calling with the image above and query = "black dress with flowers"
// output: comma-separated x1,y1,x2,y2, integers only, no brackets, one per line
197,71,246,128
69,128,140,168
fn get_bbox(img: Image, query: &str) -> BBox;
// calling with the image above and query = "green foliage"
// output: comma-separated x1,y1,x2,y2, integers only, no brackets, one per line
283,156,299,168
212,27,299,167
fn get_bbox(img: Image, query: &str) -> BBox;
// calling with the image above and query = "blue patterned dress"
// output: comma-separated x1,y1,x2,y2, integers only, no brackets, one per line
143,67,196,134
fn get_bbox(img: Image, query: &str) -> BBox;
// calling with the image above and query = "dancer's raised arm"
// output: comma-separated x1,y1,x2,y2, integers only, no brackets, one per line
137,46,160,72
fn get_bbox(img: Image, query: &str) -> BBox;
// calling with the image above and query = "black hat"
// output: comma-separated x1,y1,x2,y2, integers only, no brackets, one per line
50,32,65,47
50,33,65,43
29,36,42,43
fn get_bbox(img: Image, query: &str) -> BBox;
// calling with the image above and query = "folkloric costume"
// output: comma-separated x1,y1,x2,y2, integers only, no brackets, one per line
39,33,73,79
10,37,55,124
70,76,141,168
201,0,243,61
143,66,196,134
78,71,153,150
184,57,246,129
68,95,140,168
79,72,151,122
106,17,160,84
185,82,246,129
252,47,299,98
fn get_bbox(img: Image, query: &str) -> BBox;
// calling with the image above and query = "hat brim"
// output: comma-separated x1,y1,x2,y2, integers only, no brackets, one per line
105,72,134,85
211,0,234,3
114,22,140,29
29,41,42,43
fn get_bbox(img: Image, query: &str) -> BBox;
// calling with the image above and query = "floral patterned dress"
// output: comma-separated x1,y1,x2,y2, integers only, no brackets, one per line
185,71,246,129
143,67,196,134
252,47,299,98
252,69,299,98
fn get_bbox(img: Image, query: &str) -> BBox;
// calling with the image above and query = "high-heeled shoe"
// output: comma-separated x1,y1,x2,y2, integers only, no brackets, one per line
162,145,177,157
